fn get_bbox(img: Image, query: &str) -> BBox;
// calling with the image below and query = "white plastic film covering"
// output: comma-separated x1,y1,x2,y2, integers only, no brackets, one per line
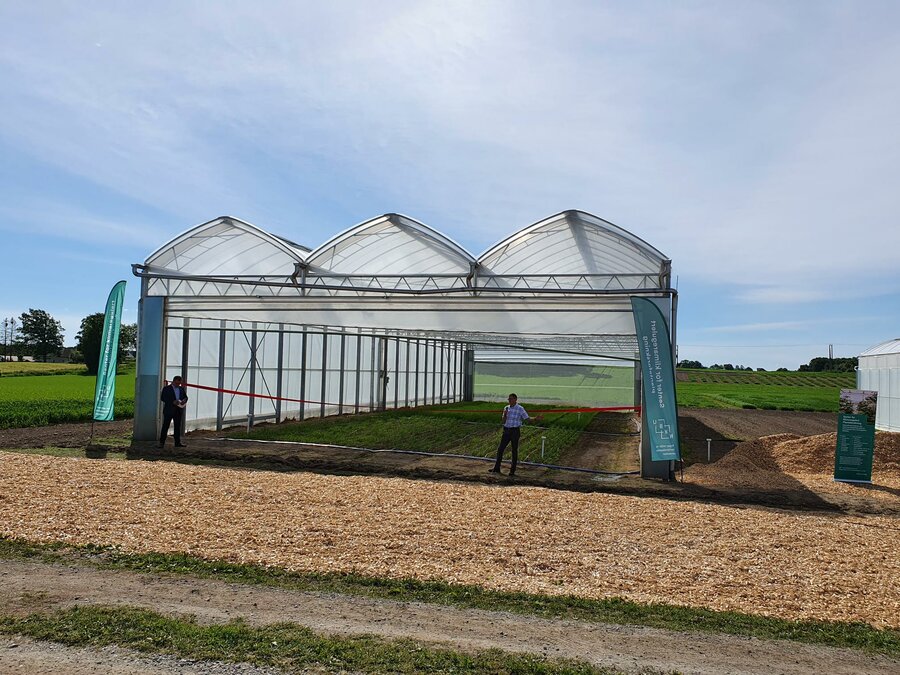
146,217,303,277
858,343,900,432
280,330,306,421
305,214,474,275
478,211,665,278
186,327,220,428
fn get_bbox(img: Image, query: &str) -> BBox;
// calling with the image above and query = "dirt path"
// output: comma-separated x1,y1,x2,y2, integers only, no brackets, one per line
2,558,897,675
557,413,639,472
0,635,280,674
0,419,133,449
677,409,838,465
680,408,837,441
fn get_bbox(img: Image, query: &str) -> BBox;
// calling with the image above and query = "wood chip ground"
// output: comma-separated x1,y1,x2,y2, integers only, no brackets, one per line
2,451,898,629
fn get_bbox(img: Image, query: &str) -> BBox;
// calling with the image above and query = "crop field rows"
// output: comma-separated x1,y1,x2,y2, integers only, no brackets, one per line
678,369,856,388
0,362,88,377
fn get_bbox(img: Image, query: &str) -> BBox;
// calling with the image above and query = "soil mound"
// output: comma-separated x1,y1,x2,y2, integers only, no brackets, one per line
713,433,799,473
686,434,801,490
687,431,900,494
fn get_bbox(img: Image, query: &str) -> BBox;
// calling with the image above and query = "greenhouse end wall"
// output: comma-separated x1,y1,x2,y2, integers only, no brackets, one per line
133,210,678,480
858,348,900,432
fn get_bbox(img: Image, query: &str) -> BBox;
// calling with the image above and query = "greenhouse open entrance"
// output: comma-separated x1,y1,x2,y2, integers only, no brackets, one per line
132,210,677,479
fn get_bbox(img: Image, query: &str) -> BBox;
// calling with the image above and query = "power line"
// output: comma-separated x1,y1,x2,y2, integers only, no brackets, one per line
679,343,872,348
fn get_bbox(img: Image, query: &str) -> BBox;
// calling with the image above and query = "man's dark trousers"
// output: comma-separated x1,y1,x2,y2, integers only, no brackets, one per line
159,408,183,446
493,426,520,474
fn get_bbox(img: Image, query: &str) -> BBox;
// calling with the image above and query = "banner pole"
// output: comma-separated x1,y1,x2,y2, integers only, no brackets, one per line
92,280,127,423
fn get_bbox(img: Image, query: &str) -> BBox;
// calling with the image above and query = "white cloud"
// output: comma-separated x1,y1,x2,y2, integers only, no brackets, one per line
0,1,899,311
734,287,832,304
0,202,161,249
705,320,807,333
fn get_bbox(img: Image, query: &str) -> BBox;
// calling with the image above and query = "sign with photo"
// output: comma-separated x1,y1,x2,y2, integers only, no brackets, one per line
834,389,877,483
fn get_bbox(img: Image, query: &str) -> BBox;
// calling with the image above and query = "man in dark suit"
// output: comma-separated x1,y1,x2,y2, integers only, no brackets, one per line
159,375,188,448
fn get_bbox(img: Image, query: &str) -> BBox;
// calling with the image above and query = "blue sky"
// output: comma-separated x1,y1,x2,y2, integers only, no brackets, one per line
1,1,898,369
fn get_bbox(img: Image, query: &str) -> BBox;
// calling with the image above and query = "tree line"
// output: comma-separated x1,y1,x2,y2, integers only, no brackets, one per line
677,356,858,372
1,309,136,374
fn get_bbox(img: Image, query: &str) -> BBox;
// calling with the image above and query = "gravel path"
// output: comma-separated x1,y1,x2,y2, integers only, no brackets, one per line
0,635,282,675
2,558,898,675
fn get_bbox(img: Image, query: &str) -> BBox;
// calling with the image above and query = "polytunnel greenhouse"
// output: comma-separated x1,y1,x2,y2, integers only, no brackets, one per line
858,338,900,432
132,210,677,478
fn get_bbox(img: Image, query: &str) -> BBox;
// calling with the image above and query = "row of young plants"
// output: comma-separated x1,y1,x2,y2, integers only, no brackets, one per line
237,402,597,466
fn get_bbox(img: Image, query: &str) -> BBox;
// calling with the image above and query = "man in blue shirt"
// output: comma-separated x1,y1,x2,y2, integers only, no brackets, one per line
489,393,538,477
158,376,188,448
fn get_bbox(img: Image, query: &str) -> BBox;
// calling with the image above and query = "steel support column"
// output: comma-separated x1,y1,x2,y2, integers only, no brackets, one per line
247,326,257,428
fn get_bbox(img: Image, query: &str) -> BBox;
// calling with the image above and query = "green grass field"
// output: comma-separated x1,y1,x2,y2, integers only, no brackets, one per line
675,369,854,412
474,363,634,406
474,364,850,412
0,369,135,428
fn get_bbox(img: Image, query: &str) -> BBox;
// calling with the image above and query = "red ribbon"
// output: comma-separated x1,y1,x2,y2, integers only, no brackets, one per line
165,380,639,415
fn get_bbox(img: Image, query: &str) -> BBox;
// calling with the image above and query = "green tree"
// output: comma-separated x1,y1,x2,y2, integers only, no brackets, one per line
18,309,64,361
1,317,18,361
119,323,137,358
77,314,137,375
76,313,105,374
800,356,858,372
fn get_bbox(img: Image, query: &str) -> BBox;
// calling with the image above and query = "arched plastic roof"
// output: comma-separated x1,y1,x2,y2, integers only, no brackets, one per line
305,213,475,275
145,216,306,276
141,210,670,291
477,210,668,276
860,338,900,357
139,210,672,356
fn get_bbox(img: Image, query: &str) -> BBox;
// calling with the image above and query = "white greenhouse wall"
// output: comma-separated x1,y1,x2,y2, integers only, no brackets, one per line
162,317,465,433
857,351,900,432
